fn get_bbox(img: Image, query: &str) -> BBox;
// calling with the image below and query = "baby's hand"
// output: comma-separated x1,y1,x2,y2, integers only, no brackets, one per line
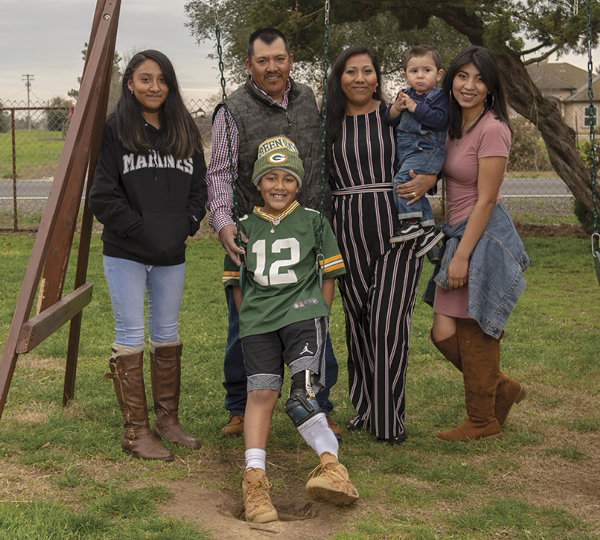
389,90,408,117
403,94,417,113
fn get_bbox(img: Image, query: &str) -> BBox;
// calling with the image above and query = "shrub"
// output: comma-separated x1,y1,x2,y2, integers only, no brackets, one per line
45,97,71,136
575,139,600,234
0,101,9,133
508,116,552,172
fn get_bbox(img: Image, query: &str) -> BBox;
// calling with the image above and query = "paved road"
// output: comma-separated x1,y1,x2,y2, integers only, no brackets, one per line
0,176,574,199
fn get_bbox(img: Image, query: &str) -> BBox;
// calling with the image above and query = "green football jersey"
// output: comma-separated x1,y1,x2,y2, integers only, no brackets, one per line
223,202,346,338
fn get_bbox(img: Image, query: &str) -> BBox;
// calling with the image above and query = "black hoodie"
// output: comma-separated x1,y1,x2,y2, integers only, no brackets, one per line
89,116,207,266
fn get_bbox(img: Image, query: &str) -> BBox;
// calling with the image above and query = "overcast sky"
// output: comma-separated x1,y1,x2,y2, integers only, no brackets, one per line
0,0,221,104
1,0,598,105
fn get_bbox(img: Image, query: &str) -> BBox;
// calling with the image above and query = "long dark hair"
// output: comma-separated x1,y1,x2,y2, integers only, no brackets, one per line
326,45,384,144
443,45,510,141
113,49,203,159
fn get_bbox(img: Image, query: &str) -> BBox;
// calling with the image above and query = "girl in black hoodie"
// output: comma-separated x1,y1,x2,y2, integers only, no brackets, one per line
90,50,206,461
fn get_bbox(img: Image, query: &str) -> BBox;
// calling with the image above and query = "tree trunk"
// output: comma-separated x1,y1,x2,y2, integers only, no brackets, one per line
496,52,593,218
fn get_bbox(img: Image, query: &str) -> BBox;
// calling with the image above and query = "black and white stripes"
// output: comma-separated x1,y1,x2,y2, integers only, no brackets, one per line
331,104,423,440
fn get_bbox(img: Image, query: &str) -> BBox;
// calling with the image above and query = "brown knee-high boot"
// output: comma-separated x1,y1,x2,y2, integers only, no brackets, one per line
436,319,502,441
105,345,174,461
430,329,526,427
150,341,201,449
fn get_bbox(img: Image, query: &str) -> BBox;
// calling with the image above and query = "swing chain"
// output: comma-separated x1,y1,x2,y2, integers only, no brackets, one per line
586,0,600,287
587,0,598,237
214,3,246,293
317,0,331,287
214,8,243,253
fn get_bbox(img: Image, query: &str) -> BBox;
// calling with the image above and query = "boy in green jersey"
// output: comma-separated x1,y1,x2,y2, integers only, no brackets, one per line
223,136,359,523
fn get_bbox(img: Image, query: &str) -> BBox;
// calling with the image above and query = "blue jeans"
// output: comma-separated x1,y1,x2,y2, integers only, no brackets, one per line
223,286,338,415
393,131,445,224
103,255,185,348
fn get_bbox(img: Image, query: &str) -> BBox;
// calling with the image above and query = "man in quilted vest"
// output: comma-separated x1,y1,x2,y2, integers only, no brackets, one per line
206,27,341,441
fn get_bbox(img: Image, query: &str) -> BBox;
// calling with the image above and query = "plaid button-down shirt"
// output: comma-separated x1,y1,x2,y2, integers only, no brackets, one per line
206,78,292,232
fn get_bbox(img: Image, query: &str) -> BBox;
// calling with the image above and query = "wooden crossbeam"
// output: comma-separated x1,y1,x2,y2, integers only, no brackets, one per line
16,284,94,354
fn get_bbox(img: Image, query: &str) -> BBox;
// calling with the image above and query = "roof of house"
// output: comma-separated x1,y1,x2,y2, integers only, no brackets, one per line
525,60,600,102
568,75,600,102
526,60,587,92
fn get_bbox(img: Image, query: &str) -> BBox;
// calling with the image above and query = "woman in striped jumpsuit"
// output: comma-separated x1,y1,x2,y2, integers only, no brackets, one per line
326,45,438,445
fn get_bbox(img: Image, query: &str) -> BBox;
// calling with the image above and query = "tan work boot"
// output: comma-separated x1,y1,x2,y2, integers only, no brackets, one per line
306,452,359,506
222,413,244,436
242,468,278,523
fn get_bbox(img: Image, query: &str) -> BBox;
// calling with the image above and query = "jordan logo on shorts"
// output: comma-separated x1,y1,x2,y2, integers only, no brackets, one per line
300,343,313,355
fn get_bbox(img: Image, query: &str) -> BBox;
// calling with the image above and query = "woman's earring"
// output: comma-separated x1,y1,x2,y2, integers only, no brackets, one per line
487,94,494,108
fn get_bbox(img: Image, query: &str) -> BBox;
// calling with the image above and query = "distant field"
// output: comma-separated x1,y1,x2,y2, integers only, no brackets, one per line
0,130,65,179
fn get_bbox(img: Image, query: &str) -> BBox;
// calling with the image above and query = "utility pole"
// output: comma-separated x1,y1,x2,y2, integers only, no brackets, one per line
22,74,34,130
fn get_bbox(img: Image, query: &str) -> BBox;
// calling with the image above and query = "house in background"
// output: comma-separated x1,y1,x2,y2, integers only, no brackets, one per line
526,59,600,137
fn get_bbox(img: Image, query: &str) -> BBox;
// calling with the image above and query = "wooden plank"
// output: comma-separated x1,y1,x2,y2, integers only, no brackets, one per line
16,284,94,354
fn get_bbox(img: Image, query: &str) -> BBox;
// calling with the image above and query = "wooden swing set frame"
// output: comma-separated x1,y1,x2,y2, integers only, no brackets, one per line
0,0,121,420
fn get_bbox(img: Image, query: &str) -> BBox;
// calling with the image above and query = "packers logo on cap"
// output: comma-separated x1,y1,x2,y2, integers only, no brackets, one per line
268,153,288,164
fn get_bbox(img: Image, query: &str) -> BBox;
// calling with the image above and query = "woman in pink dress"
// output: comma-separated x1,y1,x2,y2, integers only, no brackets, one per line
428,46,529,442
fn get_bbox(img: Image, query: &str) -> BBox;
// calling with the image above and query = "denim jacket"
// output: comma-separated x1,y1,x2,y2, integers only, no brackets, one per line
422,201,530,338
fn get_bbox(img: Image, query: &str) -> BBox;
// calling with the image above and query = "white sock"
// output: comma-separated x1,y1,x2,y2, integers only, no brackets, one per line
245,448,266,471
297,412,339,459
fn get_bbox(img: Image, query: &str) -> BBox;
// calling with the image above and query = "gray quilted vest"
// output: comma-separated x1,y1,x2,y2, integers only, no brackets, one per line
213,77,330,218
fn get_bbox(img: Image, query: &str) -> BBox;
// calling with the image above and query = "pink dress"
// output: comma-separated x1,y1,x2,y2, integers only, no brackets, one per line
433,111,512,318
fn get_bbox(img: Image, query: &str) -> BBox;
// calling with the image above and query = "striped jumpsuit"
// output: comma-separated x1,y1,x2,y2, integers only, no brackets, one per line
330,104,423,440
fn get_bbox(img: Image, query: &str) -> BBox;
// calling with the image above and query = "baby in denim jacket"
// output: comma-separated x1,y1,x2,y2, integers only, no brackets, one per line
384,45,449,261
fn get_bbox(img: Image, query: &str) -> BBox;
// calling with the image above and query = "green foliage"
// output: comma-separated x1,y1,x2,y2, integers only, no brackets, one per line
509,116,552,172
69,43,123,103
0,101,9,134
575,139,599,233
185,0,468,86
186,0,600,75
45,97,70,135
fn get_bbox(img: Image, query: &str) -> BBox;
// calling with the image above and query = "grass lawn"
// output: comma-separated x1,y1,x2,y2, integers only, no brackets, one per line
0,231,599,539
0,130,65,179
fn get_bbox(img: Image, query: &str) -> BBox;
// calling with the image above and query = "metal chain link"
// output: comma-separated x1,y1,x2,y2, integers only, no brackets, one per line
587,0,597,229
587,0,600,284
587,0,599,233
214,4,243,253
317,0,330,287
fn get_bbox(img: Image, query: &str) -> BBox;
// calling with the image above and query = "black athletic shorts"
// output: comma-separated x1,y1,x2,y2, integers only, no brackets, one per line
241,317,328,393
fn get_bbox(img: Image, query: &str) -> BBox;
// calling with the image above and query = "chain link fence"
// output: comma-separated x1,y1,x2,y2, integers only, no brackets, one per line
0,96,585,231
0,97,218,231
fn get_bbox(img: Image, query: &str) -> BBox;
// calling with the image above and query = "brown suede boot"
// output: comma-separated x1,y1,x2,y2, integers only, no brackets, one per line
436,319,502,441
430,329,526,428
150,341,201,449
105,346,174,461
